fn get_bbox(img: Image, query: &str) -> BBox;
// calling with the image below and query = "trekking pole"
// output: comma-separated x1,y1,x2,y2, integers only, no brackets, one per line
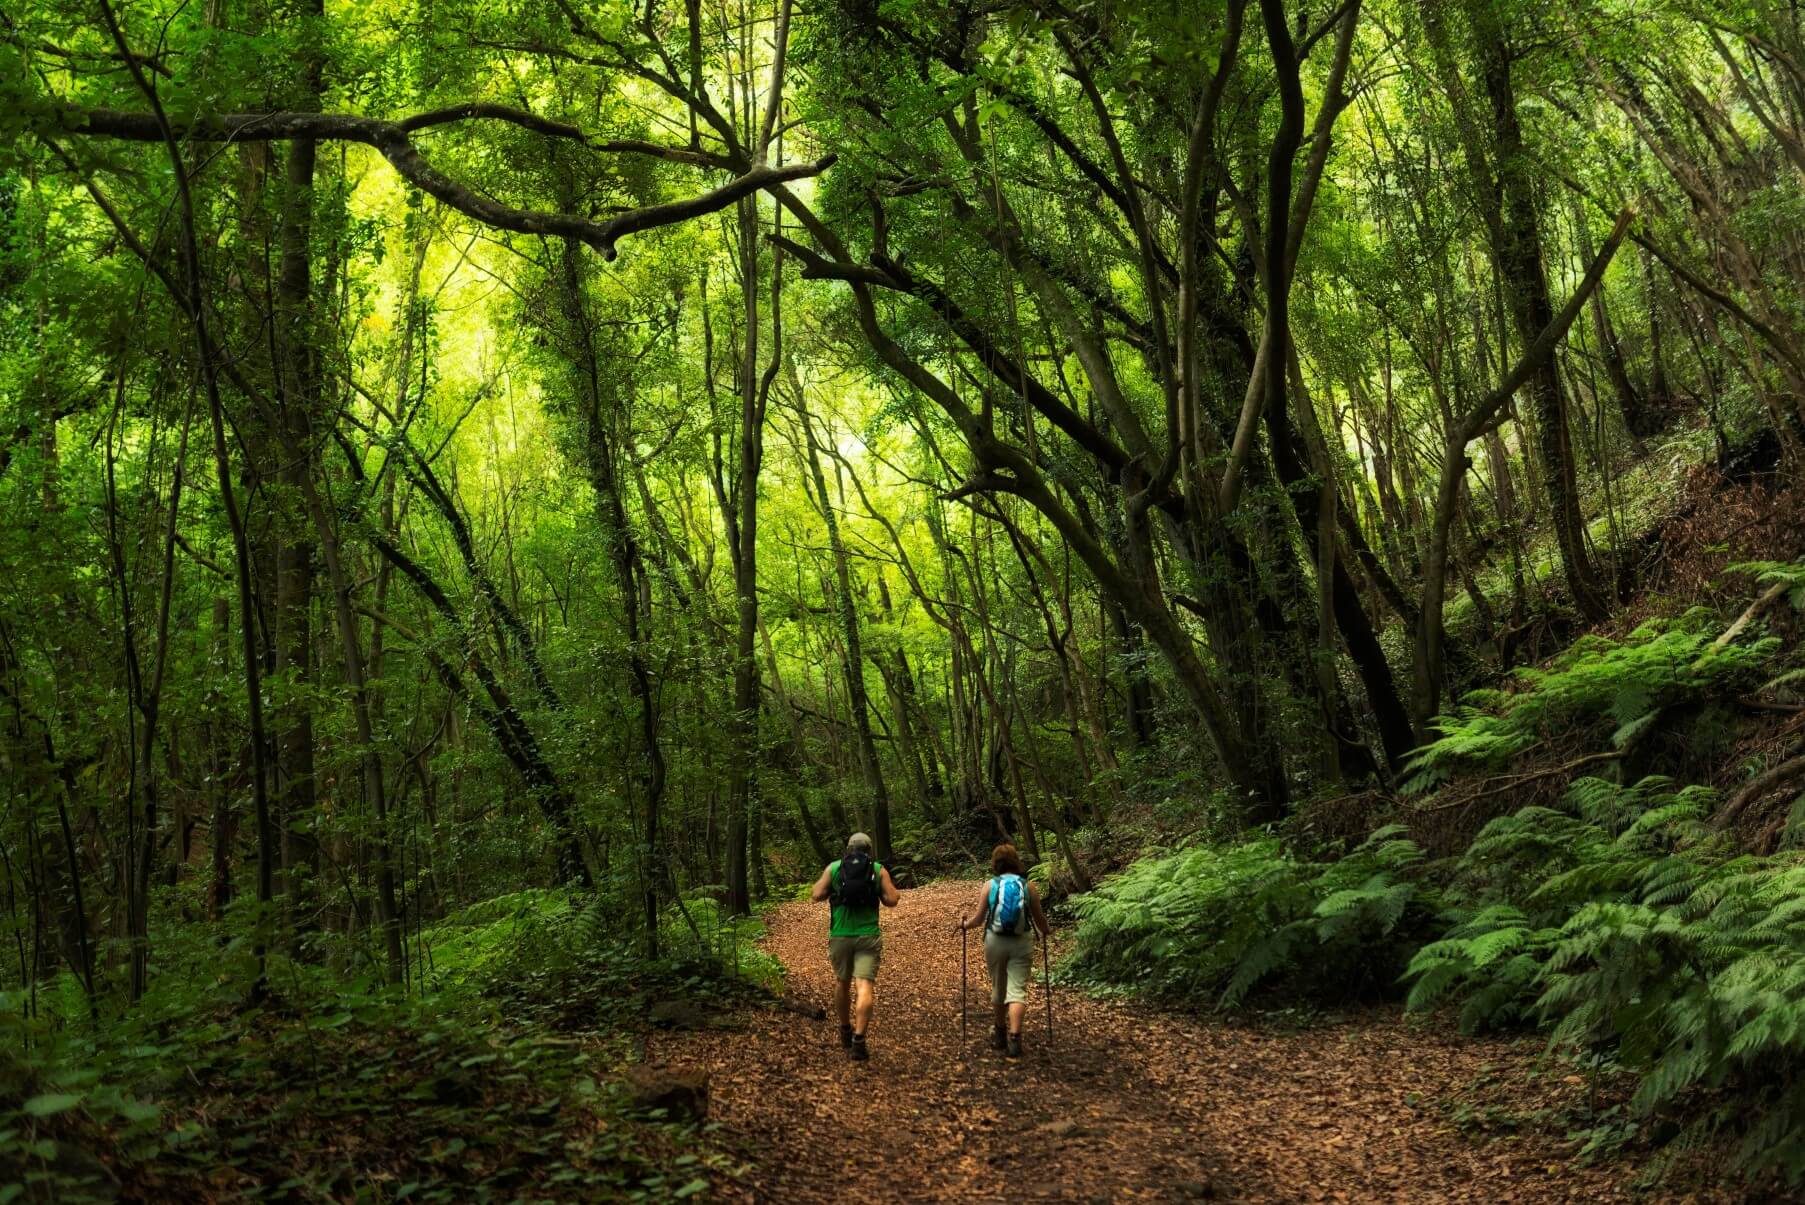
1041,929,1053,1050
960,924,968,1051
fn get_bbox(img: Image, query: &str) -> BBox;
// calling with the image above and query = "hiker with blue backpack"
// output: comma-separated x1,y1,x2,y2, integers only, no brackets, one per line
810,832,899,1062
957,843,1050,1058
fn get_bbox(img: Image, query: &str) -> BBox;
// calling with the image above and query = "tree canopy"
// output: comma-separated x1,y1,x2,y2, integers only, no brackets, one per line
4,0,1805,1192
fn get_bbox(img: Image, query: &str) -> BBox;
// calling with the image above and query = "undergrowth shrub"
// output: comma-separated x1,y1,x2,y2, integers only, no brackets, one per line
1067,827,1437,1007
1404,614,1776,792
1406,775,1805,1182
3,982,714,1201
424,888,574,990
1406,777,1724,1032
2,877,779,1200
420,886,783,1035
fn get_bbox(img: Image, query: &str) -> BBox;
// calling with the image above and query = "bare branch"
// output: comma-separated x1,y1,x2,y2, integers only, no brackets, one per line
44,103,831,259
397,102,588,140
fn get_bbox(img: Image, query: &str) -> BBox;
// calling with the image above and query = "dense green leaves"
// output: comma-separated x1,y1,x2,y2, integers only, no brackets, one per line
1071,584,1805,1183
1068,826,1437,1007
1405,617,1777,791
4,0,1805,1190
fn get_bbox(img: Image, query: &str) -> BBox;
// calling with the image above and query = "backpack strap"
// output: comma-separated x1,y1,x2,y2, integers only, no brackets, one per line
983,877,997,934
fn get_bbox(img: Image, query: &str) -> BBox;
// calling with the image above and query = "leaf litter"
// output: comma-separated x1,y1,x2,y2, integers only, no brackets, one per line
652,881,1751,1203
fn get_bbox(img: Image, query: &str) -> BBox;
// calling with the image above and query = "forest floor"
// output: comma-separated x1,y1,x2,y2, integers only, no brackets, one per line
653,880,1742,1204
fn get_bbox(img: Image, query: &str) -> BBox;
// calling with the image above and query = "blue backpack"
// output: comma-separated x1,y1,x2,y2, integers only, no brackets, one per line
987,873,1029,936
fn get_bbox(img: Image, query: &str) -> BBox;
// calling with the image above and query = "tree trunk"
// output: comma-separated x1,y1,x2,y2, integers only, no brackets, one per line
1475,12,1610,621
795,395,892,859
724,193,771,915
272,106,321,929
557,237,667,955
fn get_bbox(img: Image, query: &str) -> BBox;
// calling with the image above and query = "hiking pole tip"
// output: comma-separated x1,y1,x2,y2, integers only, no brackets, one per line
1042,929,1053,1051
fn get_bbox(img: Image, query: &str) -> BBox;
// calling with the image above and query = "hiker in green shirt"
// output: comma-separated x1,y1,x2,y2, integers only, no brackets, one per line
809,832,899,1062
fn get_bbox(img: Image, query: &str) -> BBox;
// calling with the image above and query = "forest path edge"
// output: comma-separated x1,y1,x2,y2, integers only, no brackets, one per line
648,879,1687,1204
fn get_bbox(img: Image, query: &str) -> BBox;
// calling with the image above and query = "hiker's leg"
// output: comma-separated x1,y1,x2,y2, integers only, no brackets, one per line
849,937,881,1037
1004,943,1031,1035
985,935,1010,1029
830,937,854,1025
853,978,876,1035
1006,1000,1027,1036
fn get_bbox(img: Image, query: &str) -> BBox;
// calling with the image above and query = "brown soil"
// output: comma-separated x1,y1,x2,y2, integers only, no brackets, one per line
650,880,1744,1204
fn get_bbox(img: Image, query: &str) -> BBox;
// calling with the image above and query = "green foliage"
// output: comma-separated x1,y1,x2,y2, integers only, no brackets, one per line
419,884,784,1029
1,884,752,1201
1067,827,1437,1007
1405,616,1777,792
1405,777,1721,1031
1535,859,1805,1183
1730,559,1805,614
421,887,591,994
1401,775,1805,1183
0,862,773,1198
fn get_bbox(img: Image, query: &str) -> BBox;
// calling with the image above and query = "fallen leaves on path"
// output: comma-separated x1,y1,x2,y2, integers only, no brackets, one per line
651,881,1744,1203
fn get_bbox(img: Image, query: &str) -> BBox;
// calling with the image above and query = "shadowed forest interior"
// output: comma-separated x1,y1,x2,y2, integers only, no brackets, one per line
4,0,1805,1198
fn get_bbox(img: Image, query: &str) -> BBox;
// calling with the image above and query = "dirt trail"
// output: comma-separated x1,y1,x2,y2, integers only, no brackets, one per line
649,881,1664,1203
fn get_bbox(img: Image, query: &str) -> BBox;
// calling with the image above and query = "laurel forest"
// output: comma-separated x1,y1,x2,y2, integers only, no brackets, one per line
3,0,1804,1197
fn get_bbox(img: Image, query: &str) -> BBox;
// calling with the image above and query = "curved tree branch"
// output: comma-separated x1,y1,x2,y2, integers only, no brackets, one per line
42,103,831,259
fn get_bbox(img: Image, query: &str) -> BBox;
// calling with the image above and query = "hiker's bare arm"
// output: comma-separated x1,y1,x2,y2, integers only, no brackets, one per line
957,885,988,931
879,867,900,907
1029,883,1051,938
810,866,833,903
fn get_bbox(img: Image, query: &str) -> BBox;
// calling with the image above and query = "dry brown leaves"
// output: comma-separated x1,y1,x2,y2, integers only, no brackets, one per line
1623,470,1802,636
650,882,1749,1204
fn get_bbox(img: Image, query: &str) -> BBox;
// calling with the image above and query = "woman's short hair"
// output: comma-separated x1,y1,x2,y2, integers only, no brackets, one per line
991,843,1024,878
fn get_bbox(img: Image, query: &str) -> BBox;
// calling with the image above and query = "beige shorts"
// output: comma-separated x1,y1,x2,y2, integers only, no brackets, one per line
984,931,1034,1005
829,934,882,981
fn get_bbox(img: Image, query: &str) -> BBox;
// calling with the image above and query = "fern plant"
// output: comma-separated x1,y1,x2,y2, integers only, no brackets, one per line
1406,777,1724,1032
1404,616,1777,792
1532,853,1805,1181
1068,828,1437,1008
1067,838,1309,1000
1222,826,1432,1005
1729,559,1805,614
1405,904,1559,1032
1402,774,1805,1182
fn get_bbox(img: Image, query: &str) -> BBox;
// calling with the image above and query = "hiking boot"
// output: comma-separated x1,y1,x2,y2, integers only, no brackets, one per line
1006,1033,1022,1059
850,1034,869,1062
839,1023,853,1049
990,1025,1007,1051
